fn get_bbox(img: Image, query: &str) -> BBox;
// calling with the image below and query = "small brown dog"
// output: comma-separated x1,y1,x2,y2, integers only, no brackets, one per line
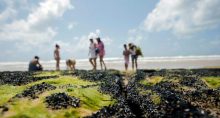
66,59,76,70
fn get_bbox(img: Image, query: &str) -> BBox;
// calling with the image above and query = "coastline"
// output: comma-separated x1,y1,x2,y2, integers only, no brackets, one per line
1,69,220,117
1,55,220,71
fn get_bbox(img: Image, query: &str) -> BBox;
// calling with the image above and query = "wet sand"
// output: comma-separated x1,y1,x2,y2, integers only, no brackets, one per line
0,57,220,71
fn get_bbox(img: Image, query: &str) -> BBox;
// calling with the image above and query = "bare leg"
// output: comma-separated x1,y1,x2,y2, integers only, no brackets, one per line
100,56,106,70
56,59,60,71
100,56,103,70
89,58,95,70
101,56,107,70
125,63,128,71
93,58,97,71
102,60,107,70
132,60,134,70
135,59,138,70
56,60,58,70
58,59,60,70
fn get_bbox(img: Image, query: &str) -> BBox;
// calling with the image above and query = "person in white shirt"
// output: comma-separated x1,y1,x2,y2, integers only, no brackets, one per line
129,43,138,70
88,39,97,70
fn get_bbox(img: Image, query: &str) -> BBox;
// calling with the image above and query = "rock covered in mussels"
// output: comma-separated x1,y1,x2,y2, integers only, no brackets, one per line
0,72,33,85
1,69,220,117
14,82,56,99
73,70,123,98
116,69,217,117
45,93,80,109
87,98,135,118
0,71,58,86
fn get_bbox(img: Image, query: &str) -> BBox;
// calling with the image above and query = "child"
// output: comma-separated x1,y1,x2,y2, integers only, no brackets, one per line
123,44,130,71
66,59,76,71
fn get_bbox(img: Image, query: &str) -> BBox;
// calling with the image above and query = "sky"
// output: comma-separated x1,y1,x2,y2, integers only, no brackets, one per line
0,0,220,62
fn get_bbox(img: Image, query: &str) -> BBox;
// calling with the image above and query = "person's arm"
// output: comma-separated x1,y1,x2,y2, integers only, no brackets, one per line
102,42,105,49
36,60,42,67
57,50,60,59
88,47,91,56
94,43,97,48
54,50,56,59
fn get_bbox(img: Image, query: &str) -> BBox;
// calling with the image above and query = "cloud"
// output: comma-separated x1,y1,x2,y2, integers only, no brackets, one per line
54,29,113,58
67,22,77,30
127,28,145,45
27,0,73,29
88,29,101,39
0,7,17,23
144,0,220,35
0,0,73,45
76,29,113,51
0,0,21,23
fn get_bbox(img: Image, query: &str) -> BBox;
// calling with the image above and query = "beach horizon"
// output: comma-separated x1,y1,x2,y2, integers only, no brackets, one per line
1,55,220,72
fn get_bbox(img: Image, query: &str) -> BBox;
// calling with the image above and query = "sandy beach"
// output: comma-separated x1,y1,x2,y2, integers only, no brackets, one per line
0,55,220,71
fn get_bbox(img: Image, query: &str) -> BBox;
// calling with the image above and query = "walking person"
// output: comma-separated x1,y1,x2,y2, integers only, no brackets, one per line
88,39,97,70
96,37,107,70
129,43,138,70
54,44,60,71
123,44,130,71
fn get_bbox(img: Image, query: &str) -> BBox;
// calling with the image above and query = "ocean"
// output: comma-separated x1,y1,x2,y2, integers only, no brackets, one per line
0,55,220,71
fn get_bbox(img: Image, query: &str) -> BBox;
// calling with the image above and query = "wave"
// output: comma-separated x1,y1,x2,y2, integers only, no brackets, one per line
0,55,220,65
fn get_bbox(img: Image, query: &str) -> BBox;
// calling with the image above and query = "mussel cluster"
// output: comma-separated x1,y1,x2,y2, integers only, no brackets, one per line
45,92,80,109
0,71,58,86
128,69,220,117
87,69,220,118
1,69,220,117
0,72,33,85
191,69,220,77
73,70,136,117
14,82,56,99
0,105,9,114
73,70,123,97
87,98,135,118
180,75,208,89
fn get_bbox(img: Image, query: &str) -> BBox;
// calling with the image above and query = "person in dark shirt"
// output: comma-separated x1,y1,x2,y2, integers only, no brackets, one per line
28,56,43,71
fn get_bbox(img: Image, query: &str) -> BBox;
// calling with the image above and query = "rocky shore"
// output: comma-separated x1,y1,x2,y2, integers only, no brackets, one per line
0,69,220,117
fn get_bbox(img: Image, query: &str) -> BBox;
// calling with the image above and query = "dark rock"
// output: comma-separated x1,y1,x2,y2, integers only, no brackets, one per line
45,92,80,109
0,105,9,114
14,82,56,99
0,71,58,86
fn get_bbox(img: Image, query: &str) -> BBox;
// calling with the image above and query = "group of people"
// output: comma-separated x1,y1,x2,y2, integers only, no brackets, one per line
89,37,107,71
28,44,76,71
123,43,142,71
28,37,142,71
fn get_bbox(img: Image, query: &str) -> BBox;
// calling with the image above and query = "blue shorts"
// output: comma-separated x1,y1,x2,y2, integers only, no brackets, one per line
131,55,137,62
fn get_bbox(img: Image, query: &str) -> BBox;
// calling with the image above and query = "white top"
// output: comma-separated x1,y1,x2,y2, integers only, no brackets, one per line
130,48,136,56
89,42,97,58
